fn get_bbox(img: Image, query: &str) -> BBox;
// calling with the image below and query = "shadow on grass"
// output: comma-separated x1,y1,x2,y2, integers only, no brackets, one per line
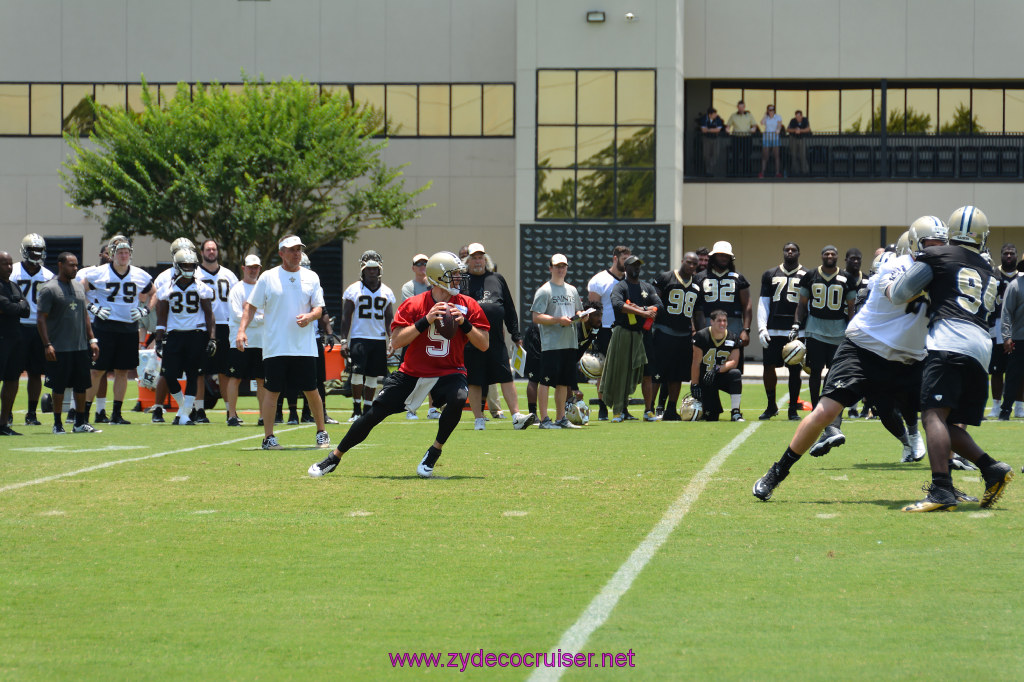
352,474,485,481
849,462,917,471
796,499,908,510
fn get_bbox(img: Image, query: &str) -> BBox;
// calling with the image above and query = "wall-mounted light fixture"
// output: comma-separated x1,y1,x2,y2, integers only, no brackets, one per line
586,11,606,23
625,12,638,21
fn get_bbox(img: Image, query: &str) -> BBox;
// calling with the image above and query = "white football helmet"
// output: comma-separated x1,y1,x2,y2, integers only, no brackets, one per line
20,233,46,265
425,251,467,295
170,237,195,256
947,205,989,249
565,400,584,426
578,352,605,381
300,253,311,269
895,231,912,257
172,249,199,279
359,249,383,272
908,216,948,252
679,395,703,421
108,235,132,259
782,339,806,366
870,251,896,276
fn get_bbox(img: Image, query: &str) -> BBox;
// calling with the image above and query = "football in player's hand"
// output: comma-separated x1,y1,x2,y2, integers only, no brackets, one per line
434,306,457,339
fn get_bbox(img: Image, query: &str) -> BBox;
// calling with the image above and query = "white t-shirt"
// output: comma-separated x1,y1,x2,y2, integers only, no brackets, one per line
82,263,154,323
11,262,54,325
587,269,623,329
342,280,395,340
229,280,262,349
761,113,784,134
197,264,239,325
157,279,215,332
845,254,928,363
246,266,325,359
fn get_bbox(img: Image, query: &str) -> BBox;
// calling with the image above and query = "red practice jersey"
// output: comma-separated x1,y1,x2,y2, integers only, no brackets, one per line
393,291,490,377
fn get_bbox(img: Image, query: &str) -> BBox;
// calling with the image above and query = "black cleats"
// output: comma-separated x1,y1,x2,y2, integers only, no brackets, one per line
25,413,41,426
753,463,788,501
151,406,165,423
809,425,845,457
758,406,779,421
980,461,1014,509
94,409,109,424
226,416,241,427
308,453,340,477
902,483,958,512
192,409,210,424
110,415,131,425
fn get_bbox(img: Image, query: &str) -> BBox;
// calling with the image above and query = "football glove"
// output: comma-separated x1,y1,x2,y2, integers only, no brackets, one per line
89,303,112,320
788,324,800,342
690,383,703,402
702,367,718,386
155,339,164,358
758,329,771,348
129,304,149,322
206,339,218,357
324,333,341,352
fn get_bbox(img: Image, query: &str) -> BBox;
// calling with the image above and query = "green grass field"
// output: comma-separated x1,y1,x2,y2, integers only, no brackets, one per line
2,382,1022,680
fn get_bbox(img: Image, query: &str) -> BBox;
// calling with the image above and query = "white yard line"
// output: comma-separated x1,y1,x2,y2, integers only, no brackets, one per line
528,421,762,682
0,426,307,494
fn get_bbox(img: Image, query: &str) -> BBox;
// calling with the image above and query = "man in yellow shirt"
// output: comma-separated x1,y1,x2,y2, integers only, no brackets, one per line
726,100,758,176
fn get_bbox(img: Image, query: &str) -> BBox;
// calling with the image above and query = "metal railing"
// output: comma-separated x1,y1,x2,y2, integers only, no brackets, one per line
688,133,1024,180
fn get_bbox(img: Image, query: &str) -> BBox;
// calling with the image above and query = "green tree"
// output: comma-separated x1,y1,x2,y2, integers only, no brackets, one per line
845,106,933,134
61,77,428,270
940,103,983,134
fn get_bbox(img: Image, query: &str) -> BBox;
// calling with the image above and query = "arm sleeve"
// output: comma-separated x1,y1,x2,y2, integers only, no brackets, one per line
610,281,626,313
644,283,662,310
530,287,550,316
1002,281,1018,341
887,261,934,305
0,285,29,318
757,297,770,331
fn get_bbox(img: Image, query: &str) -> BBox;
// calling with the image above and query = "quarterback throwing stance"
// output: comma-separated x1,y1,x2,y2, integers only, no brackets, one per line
309,251,489,478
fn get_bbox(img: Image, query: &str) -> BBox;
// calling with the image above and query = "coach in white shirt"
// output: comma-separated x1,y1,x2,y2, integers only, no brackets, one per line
237,235,331,451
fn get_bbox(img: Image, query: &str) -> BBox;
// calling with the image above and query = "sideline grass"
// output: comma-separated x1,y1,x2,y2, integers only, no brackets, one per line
1,385,1021,679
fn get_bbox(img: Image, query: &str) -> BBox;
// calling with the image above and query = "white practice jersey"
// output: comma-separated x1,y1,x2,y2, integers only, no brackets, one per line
342,281,395,340
77,266,105,309
587,269,623,328
845,254,928,363
83,264,154,323
11,262,54,325
197,264,239,325
153,267,175,291
228,280,263,349
157,279,215,332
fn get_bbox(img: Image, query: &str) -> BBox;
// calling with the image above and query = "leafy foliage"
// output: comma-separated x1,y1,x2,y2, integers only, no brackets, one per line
845,106,933,134
61,77,428,269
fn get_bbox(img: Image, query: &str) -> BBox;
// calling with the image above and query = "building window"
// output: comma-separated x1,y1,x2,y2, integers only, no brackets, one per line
536,69,655,221
0,81,515,139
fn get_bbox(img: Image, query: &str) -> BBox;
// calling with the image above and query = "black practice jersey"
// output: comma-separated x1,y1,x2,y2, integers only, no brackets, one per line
798,267,856,321
467,271,521,344
696,268,749,320
759,264,807,329
692,328,740,374
917,245,997,331
991,266,1017,328
576,323,599,358
651,269,702,334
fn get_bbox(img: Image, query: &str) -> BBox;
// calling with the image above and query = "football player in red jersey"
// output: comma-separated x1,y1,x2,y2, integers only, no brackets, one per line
308,251,490,478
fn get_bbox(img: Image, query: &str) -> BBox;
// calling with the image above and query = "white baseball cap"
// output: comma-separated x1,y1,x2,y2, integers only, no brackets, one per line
243,254,262,267
551,253,568,266
279,235,304,249
709,240,734,257
467,242,486,255
413,253,429,264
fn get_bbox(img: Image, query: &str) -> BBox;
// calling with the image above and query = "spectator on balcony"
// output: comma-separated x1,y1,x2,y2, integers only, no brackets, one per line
787,110,811,176
760,104,784,178
726,101,758,176
700,107,725,176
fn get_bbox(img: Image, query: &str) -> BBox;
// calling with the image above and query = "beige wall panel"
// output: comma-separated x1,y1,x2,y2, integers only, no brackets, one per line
319,0,388,82
383,139,452,179
905,0,974,77
450,177,514,227
704,183,771,225
704,0,772,77
383,0,453,81
61,0,128,81
26,178,63,225
838,0,905,77
254,0,321,81
904,184,973,226
682,183,707,224
838,183,908,226
126,0,192,82
972,185,1024,227
0,139,64,176
974,0,1024,79
0,178,27,227
683,0,706,76
534,0,659,68
774,0,838,78
190,0,256,82
769,184,841,225
450,0,517,82
449,140,515,178
0,0,61,80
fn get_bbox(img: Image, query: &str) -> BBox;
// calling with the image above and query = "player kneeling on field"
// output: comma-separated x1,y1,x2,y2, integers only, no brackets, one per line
690,310,744,422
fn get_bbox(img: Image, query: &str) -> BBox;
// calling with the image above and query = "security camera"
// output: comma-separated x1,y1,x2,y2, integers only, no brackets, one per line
624,11,636,21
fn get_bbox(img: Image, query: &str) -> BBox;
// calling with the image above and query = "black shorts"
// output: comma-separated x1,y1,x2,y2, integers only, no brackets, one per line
202,324,230,375
92,329,140,371
652,329,692,383
45,350,92,393
0,333,23,381
641,330,656,377
19,325,46,375
725,318,747,371
373,370,468,416
316,338,326,384
524,344,542,384
594,327,613,355
540,348,577,387
763,335,796,368
227,347,264,380
465,341,513,386
161,330,206,386
989,339,1007,374
805,337,840,372
822,338,923,409
348,339,388,378
264,355,318,394
919,350,988,427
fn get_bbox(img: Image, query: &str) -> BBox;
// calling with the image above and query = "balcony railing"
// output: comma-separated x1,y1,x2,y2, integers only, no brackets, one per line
687,133,1024,180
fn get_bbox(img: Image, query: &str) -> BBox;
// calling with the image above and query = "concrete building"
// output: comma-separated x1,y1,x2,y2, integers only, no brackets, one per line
2,0,1022,355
